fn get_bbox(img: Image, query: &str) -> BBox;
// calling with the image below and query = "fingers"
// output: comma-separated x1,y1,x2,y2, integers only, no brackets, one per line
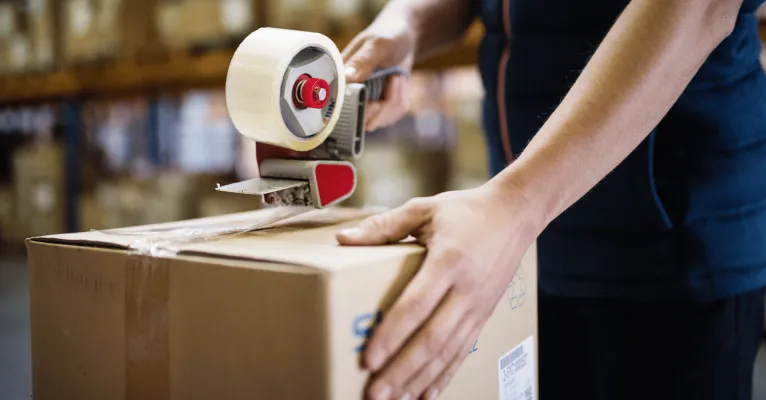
362,246,466,372
364,102,383,131
366,76,411,131
336,198,432,246
344,40,386,83
341,35,365,63
341,35,410,131
421,327,483,400
366,293,476,400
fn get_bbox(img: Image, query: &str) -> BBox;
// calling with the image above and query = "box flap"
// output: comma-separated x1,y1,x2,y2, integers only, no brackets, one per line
29,206,424,271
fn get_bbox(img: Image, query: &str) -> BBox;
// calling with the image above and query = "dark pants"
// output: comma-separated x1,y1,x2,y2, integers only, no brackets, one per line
539,288,766,400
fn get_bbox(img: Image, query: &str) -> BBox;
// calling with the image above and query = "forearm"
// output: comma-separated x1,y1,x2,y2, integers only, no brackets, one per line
493,0,741,227
376,0,478,61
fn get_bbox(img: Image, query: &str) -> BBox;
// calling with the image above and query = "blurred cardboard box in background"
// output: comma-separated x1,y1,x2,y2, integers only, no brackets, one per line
81,172,229,231
0,0,52,74
61,0,158,63
12,141,65,239
264,0,328,33
156,0,257,50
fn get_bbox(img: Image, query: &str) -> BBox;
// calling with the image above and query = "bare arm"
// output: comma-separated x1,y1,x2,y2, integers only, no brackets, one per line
406,0,479,61
493,0,742,227
335,3,746,398
342,0,477,129
370,0,478,62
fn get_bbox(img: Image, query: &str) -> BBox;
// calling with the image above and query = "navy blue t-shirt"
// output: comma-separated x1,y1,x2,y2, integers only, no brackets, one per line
477,0,766,301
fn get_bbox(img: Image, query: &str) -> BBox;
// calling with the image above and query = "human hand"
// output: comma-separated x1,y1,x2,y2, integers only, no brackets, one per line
342,17,415,131
336,182,544,400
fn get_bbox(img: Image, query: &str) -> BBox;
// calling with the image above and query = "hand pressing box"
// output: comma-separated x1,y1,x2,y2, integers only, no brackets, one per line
27,207,537,399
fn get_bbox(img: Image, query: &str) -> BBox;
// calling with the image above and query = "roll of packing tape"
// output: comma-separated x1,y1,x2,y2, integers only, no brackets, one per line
226,27,346,152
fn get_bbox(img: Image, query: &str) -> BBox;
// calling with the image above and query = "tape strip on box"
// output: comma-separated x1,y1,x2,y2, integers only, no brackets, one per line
108,205,389,397
102,206,314,257
125,255,170,400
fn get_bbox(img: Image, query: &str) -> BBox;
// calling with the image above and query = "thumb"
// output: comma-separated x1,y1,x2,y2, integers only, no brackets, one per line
344,41,386,83
337,201,430,245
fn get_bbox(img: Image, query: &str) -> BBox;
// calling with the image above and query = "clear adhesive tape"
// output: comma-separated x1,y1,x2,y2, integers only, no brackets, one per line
225,27,346,152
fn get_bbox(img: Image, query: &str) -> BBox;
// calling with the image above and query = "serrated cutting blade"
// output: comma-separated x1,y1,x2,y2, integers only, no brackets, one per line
215,178,308,196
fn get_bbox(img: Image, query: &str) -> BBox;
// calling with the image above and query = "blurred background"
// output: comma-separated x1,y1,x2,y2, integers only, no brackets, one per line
0,0,765,399
0,2,487,396
0,0,491,251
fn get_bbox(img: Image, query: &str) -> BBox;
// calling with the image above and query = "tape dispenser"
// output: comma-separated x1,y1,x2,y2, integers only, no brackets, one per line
217,27,406,208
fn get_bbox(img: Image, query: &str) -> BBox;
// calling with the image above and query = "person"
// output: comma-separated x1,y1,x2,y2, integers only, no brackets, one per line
334,0,766,399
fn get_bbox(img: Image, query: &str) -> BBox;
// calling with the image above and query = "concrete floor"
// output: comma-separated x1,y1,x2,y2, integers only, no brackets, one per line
1,256,765,399
0,256,31,400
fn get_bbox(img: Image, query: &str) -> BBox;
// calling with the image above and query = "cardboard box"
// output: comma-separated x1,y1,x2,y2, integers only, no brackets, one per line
120,0,162,57
77,193,105,231
156,0,256,50
61,0,156,63
348,143,451,208
27,207,538,399
0,2,32,74
327,0,366,36
265,0,328,33
13,142,65,238
0,32,31,75
90,172,228,230
61,0,114,62
27,0,58,71
197,192,261,218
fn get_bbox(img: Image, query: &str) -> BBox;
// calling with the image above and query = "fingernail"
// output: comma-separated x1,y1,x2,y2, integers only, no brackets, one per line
339,227,361,238
427,389,439,400
345,66,357,77
399,393,412,400
371,384,392,400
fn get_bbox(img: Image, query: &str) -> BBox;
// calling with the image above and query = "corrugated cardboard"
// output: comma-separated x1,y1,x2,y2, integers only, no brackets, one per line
27,207,538,399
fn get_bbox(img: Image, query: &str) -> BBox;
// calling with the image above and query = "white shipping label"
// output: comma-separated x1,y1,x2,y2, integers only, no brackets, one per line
498,335,535,400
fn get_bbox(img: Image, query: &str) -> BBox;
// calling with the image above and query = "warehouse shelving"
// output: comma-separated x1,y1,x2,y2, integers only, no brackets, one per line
0,23,484,104
0,22,485,235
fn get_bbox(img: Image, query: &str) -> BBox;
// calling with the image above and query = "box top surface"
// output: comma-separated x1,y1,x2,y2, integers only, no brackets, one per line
28,207,424,271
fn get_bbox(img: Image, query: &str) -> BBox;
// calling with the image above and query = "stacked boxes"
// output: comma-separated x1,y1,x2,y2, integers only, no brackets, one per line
61,0,157,63
155,0,257,50
12,141,66,238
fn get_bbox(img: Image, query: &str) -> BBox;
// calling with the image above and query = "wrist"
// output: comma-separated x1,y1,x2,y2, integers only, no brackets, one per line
367,2,421,60
481,172,550,238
